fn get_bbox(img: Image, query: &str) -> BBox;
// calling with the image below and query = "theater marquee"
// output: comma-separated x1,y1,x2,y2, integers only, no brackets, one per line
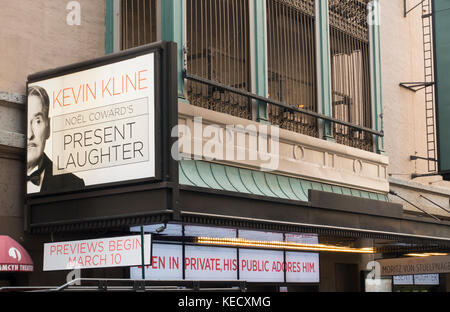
25,42,178,233
27,52,156,195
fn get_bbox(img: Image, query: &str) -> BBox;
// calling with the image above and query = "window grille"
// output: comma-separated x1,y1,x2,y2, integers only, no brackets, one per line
186,0,252,120
121,0,157,50
267,0,318,137
329,0,373,151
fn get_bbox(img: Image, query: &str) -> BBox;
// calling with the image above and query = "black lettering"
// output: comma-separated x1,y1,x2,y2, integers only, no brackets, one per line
84,130,93,147
88,148,99,165
93,128,103,145
64,135,72,150
122,143,132,160
104,126,113,143
73,132,83,148
133,141,144,158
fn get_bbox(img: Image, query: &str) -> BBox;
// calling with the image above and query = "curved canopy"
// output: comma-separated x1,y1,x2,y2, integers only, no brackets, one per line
0,236,34,272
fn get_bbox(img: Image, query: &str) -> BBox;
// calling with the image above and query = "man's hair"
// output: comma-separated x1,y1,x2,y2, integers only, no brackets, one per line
28,85,50,118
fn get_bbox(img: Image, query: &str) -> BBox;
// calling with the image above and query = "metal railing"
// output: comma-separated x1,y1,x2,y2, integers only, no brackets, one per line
121,0,157,50
267,0,318,137
119,0,380,151
0,278,247,292
184,73,384,138
329,0,373,151
186,0,252,120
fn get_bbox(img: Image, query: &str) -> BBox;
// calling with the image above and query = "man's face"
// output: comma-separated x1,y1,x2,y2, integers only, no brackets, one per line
27,95,50,170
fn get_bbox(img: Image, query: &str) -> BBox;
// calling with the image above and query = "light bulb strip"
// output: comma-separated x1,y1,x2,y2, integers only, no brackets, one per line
195,237,375,254
405,252,448,257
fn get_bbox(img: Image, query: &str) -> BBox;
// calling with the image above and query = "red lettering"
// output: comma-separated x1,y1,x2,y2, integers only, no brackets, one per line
86,82,96,101
170,256,179,269
151,256,166,269
116,239,123,251
109,240,115,252
138,70,148,90
126,73,137,92
53,90,62,108
50,245,56,255
71,86,83,104
113,78,121,96
62,88,71,106
102,79,112,97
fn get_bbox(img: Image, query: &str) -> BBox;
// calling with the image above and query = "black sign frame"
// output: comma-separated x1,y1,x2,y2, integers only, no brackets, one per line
25,41,178,233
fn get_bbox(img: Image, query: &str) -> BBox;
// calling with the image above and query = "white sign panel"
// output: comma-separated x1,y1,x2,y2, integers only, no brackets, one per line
379,255,450,276
285,233,319,245
185,225,236,239
43,235,151,271
129,244,321,283
239,230,283,242
185,246,237,281
239,249,285,282
27,53,155,194
285,252,320,283
414,274,439,285
130,243,183,280
393,275,414,285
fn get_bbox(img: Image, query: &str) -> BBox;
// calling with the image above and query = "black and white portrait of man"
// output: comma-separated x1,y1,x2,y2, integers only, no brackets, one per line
27,85,85,194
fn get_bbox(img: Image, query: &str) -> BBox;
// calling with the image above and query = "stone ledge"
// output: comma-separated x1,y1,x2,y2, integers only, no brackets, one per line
178,101,390,194
0,91,25,104
0,130,25,149
389,176,450,196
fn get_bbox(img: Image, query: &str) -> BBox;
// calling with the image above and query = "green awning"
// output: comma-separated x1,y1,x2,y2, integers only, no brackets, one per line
179,160,388,202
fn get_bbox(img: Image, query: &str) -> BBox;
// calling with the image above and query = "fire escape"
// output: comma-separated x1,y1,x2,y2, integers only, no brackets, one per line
399,0,438,178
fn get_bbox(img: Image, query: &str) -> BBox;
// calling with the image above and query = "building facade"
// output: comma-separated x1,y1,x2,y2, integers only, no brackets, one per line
0,0,449,292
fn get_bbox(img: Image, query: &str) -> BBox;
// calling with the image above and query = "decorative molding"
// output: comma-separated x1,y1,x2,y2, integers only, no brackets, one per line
178,101,389,194
0,91,26,105
0,130,25,149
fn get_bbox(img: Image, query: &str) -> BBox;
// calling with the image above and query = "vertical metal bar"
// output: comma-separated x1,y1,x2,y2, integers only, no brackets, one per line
299,7,307,125
212,0,216,86
123,0,127,50
140,225,145,279
143,0,147,44
137,0,141,46
131,0,135,47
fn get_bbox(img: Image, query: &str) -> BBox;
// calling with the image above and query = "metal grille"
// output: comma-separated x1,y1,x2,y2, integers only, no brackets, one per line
267,0,318,137
186,0,252,120
329,0,373,151
121,0,157,50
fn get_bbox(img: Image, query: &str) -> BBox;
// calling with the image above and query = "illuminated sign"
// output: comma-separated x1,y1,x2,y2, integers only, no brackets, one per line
27,53,156,195
43,235,152,271
25,42,178,233
130,243,320,283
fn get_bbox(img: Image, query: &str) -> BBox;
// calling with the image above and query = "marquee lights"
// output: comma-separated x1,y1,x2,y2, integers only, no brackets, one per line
405,253,449,257
195,237,376,254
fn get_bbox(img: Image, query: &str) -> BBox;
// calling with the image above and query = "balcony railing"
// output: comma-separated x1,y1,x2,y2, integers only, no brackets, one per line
184,73,384,140
267,0,318,138
329,0,373,151
120,0,379,152
186,0,252,120
121,0,157,50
